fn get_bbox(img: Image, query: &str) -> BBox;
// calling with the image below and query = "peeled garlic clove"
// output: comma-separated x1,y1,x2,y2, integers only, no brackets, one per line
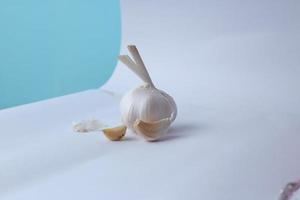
102,125,127,141
134,118,171,141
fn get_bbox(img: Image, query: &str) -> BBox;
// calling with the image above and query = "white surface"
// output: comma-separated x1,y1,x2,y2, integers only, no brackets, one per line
1,0,300,199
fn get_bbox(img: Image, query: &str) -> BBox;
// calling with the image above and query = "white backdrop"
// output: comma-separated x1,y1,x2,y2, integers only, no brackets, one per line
1,0,300,199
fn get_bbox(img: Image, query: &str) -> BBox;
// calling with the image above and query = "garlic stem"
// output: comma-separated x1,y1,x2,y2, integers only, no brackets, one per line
118,55,151,84
118,55,136,71
119,45,154,87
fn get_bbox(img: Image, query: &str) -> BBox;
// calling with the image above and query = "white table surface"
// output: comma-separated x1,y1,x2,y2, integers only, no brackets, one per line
1,0,300,199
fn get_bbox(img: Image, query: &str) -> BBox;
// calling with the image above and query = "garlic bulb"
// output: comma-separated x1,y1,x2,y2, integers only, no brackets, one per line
119,45,177,141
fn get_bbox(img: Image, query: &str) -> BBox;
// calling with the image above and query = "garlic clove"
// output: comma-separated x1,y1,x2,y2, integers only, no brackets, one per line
133,118,171,141
102,125,127,141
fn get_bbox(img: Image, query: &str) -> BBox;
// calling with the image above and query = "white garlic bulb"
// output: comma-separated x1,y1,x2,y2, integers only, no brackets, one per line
119,45,177,141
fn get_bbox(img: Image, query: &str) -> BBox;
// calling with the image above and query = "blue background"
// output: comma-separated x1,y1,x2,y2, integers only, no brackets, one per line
0,0,121,109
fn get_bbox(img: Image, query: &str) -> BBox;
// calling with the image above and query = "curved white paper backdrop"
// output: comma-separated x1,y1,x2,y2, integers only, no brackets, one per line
1,0,300,200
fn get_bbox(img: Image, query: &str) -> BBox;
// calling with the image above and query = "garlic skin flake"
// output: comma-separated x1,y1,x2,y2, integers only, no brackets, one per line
119,45,177,141
73,119,105,133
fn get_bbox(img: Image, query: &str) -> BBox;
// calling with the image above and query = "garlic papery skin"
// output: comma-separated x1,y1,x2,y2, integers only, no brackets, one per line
73,119,106,133
119,45,177,141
